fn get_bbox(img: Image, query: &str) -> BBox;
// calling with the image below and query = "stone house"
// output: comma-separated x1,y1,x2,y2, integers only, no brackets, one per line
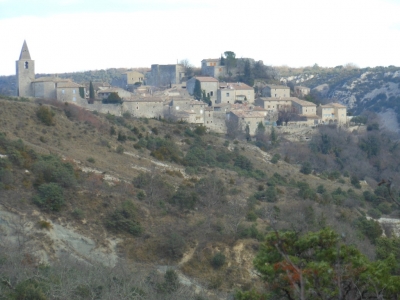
262,85,290,98
123,71,145,91
56,81,85,102
123,97,164,119
217,82,255,104
186,76,219,104
228,110,265,136
169,97,206,124
201,58,226,78
147,64,185,87
291,98,317,116
317,103,347,124
97,88,134,100
294,86,310,97
255,97,296,113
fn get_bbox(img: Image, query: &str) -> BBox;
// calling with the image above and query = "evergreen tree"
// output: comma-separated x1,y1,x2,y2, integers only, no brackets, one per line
245,124,251,141
193,79,202,100
89,81,95,100
243,59,254,86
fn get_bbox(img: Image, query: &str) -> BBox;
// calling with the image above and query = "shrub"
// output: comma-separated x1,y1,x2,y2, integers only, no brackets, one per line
170,185,198,210
194,125,207,135
87,157,95,163
350,175,361,189
37,220,53,230
32,155,77,188
377,203,392,215
163,232,186,259
151,127,159,135
71,208,85,219
106,201,142,236
117,131,127,142
247,211,257,222
355,216,382,243
33,183,65,211
368,208,382,219
211,252,226,269
297,181,317,200
36,106,55,126
317,184,326,194
300,161,312,175
116,145,124,154
271,153,281,164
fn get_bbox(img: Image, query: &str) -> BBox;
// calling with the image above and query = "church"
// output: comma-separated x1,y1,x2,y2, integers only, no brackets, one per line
16,41,86,102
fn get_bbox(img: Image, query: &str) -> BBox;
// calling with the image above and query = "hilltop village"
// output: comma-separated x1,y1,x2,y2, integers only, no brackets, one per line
16,41,347,135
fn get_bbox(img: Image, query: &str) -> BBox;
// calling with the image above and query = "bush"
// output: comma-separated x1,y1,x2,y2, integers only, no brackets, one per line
37,220,53,230
355,216,382,243
247,211,257,222
32,155,77,188
271,153,281,164
163,232,186,259
106,201,142,236
377,202,392,215
33,183,65,211
297,181,317,200
87,157,95,163
300,161,312,175
368,208,382,219
350,175,361,189
36,106,55,126
211,252,226,269
116,145,124,154
317,184,326,194
72,208,85,219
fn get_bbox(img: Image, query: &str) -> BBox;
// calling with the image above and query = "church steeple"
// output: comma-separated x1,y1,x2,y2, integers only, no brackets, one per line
19,40,31,60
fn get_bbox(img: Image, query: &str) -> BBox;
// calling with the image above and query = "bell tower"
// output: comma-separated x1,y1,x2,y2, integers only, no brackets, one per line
16,40,35,97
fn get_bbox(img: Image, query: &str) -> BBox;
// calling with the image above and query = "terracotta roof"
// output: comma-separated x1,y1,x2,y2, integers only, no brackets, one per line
57,82,83,88
231,110,265,118
195,76,219,82
34,77,70,83
264,84,290,89
223,82,253,90
291,98,316,107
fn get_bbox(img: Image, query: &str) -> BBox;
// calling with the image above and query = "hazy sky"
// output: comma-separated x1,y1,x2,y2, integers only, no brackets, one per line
1,0,400,75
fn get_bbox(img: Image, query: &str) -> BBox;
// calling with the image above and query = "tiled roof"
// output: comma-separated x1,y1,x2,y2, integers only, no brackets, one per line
264,84,290,89
231,110,265,118
57,82,83,88
291,98,316,107
258,97,298,101
34,77,70,83
195,76,219,82
321,102,347,108
201,58,220,62
223,82,253,90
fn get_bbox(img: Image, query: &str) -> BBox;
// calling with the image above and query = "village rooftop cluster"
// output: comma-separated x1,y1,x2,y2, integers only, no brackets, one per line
16,41,347,135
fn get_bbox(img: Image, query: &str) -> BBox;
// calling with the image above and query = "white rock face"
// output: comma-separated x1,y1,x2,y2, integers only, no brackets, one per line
378,217,400,237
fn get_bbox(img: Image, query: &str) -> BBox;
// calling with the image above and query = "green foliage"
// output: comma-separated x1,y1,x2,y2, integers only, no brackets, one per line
359,134,380,157
351,115,368,125
317,184,326,194
157,269,180,294
117,131,127,142
110,126,116,135
211,252,226,269
102,92,122,104
116,145,124,154
36,106,55,126
32,155,76,188
234,155,253,171
106,201,142,236
163,232,187,258
368,208,382,219
87,157,95,163
270,153,281,164
13,279,47,300
170,184,198,210
33,183,65,211
300,161,312,174
350,174,361,188
267,172,287,186
297,181,317,200
252,228,400,299
194,125,207,136
376,237,400,272
355,216,382,243
239,224,264,241
89,81,95,99
193,79,202,100
254,186,278,202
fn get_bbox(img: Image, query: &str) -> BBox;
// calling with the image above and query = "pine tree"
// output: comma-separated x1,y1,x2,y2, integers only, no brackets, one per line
193,79,202,100
89,81,95,100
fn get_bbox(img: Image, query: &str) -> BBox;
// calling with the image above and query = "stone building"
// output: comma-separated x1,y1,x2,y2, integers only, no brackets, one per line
168,97,206,124
15,41,86,102
317,103,347,124
217,82,255,104
228,110,265,136
56,81,85,102
147,64,185,87
97,88,134,100
294,86,310,97
123,71,145,91
262,85,290,98
201,58,226,78
291,98,317,116
124,97,164,119
186,76,219,104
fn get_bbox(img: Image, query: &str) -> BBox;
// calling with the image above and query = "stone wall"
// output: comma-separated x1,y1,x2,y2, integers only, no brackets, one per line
34,82,57,99
16,59,35,97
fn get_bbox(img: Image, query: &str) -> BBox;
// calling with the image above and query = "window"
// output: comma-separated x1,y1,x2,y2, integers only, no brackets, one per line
73,90,76,94
226,92,229,96
210,91,213,96
24,62,28,69
62,90,65,94
73,97,76,102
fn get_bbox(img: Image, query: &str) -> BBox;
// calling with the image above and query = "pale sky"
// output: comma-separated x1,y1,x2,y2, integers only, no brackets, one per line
1,0,400,75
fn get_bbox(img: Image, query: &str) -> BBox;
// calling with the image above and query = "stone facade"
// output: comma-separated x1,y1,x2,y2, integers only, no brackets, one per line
262,85,290,98
56,81,85,103
147,64,185,87
124,97,164,119
186,76,219,104
218,82,254,104
294,86,310,97
228,110,265,136
16,41,35,97
291,98,317,116
317,103,347,124
201,58,226,78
